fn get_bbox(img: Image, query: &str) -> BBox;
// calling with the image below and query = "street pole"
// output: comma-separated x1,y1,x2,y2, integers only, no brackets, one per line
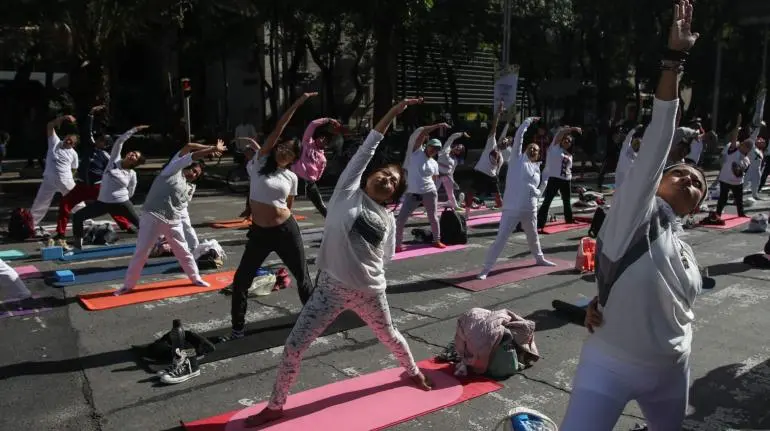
181,78,192,142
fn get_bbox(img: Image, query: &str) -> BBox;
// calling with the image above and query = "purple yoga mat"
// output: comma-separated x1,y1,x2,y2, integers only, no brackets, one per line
441,258,572,292
0,296,53,319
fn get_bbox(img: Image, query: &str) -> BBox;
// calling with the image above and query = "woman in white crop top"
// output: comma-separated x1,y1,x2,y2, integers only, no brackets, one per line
241,97,433,428
561,4,706,429
223,93,317,342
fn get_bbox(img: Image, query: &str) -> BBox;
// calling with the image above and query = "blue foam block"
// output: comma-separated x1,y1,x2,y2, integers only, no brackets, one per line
41,247,64,261
59,243,136,262
51,259,179,288
55,270,75,282
0,249,27,260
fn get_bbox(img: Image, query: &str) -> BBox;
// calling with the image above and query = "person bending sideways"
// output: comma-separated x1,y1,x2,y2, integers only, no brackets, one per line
242,98,432,428
560,3,705,429
291,117,341,217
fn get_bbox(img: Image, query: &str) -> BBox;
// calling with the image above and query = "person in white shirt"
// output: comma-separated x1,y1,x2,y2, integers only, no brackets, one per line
29,115,80,235
743,88,766,199
715,134,753,219
241,98,432,428
395,137,445,250
0,258,32,302
684,119,705,165
436,132,468,209
536,126,582,230
401,122,449,172
560,4,706,428
478,117,556,280
614,125,644,189
70,125,148,249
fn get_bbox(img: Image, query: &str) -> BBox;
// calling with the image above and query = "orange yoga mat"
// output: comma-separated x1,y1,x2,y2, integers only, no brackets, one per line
78,271,235,311
211,216,306,229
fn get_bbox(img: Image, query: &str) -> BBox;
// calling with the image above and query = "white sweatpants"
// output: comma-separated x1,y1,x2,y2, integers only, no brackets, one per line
482,209,544,272
561,341,689,431
123,213,201,291
0,259,32,301
30,178,74,227
180,209,199,251
436,175,458,208
746,167,761,197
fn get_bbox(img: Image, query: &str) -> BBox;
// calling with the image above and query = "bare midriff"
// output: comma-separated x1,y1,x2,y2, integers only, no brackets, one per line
249,200,292,227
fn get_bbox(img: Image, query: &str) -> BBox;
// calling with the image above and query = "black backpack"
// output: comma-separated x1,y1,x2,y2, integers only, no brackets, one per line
439,208,467,245
588,207,607,238
8,208,34,241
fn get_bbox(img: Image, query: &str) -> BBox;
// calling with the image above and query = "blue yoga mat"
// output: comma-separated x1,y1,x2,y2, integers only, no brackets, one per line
59,243,137,262
51,259,179,287
0,250,27,261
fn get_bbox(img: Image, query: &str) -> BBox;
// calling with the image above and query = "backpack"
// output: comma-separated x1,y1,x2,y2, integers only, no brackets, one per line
747,214,768,233
83,223,118,245
587,206,607,238
8,208,34,241
439,208,467,245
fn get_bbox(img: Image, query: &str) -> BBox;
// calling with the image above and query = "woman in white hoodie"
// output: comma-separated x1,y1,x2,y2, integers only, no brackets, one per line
561,3,707,429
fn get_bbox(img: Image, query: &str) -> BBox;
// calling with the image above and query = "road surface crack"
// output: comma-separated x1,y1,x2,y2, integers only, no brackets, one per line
389,305,441,321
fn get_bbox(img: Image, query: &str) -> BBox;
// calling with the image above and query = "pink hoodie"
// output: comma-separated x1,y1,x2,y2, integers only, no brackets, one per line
292,118,330,182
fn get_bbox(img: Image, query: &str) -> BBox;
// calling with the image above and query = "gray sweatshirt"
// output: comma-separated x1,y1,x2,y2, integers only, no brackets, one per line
142,153,194,224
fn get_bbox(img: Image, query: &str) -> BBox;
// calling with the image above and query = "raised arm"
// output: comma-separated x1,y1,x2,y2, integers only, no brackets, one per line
260,92,318,157
179,141,219,156
47,115,76,144
411,123,449,152
302,118,338,146
510,117,538,162
110,125,148,164
334,98,423,198
161,140,226,177
497,112,516,143
488,101,505,138
441,132,465,156
87,105,105,146
599,0,695,261
750,88,766,141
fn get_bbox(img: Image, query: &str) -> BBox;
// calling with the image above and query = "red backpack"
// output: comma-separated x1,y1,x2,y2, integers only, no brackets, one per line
8,208,34,241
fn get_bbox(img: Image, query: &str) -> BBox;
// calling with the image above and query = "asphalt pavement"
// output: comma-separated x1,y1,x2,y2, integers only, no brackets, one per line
0,166,769,431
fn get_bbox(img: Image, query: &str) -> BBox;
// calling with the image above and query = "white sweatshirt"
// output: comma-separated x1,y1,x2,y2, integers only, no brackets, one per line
402,127,425,171
317,130,395,292
437,132,463,175
614,129,638,189
502,118,540,212
98,128,139,203
474,135,503,177
406,149,438,194
589,98,702,367
542,132,573,181
44,131,78,189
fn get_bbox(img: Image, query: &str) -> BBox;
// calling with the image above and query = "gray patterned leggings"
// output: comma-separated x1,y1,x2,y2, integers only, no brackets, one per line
267,271,419,410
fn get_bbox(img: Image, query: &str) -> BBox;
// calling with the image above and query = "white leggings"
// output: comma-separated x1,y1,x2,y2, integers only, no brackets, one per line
436,175,458,208
123,213,201,291
482,209,544,272
561,341,689,431
745,168,761,197
180,209,199,251
0,259,32,301
31,178,74,227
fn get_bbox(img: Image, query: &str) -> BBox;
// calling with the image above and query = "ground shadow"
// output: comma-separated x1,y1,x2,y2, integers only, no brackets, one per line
524,309,570,332
706,261,751,277
0,348,137,379
687,358,770,429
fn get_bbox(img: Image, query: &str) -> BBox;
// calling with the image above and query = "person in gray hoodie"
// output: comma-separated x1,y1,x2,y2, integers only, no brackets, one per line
560,2,707,430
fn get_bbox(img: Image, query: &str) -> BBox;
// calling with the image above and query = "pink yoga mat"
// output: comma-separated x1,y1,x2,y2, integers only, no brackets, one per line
699,213,751,229
542,220,590,234
467,212,503,227
442,258,572,292
13,265,41,279
182,359,502,431
392,244,467,261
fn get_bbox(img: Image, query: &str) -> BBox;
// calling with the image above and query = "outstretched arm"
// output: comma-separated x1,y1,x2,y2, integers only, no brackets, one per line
510,117,538,162
161,140,226,177
302,118,339,146
110,125,148,164
88,105,105,146
488,100,505,138
411,123,449,153
260,92,318,157
750,88,766,141
46,115,76,146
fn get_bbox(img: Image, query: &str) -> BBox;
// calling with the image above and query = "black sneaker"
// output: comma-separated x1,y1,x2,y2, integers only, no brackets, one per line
156,348,186,377
160,356,200,385
216,329,244,343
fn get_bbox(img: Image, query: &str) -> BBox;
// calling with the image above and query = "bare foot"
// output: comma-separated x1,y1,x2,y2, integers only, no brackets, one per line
411,371,433,391
243,407,284,428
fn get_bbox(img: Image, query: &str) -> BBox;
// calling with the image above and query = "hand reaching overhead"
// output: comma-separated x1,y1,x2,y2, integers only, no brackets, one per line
669,0,699,52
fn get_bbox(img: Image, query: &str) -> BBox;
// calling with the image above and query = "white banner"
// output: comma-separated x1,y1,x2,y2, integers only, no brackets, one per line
494,71,519,112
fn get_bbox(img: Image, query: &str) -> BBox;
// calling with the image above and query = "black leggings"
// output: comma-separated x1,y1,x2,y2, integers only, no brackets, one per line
537,177,573,228
716,181,745,217
72,200,140,237
305,181,327,217
231,216,312,332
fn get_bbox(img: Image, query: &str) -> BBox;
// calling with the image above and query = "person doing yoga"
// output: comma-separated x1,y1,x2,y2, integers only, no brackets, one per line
478,117,555,280
436,132,468,210
461,102,506,221
560,4,705,429
536,125,581,230
71,125,149,249
222,93,317,343
116,141,225,295
291,117,341,217
614,125,644,190
242,98,432,428
0,258,32,302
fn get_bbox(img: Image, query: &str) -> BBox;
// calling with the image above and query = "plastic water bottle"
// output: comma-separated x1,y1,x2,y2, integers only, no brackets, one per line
169,319,185,352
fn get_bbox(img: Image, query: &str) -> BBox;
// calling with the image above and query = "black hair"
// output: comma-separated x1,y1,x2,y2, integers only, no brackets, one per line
313,123,336,142
258,138,301,176
663,162,708,206
360,162,408,207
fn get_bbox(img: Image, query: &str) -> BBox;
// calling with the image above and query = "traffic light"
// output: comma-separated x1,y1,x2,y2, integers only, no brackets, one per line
181,78,192,98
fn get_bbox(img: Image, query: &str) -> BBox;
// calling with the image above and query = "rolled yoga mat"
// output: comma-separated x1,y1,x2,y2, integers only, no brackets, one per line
50,259,179,287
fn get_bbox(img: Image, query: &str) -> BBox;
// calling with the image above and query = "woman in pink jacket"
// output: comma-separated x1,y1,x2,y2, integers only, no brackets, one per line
291,118,341,217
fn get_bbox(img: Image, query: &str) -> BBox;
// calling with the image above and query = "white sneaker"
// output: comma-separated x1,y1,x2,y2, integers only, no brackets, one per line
160,357,200,384
35,226,49,238
157,348,186,377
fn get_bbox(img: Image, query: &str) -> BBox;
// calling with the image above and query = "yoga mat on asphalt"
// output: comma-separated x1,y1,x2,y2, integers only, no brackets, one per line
59,243,137,261
211,216,305,229
181,359,502,431
441,258,572,292
699,213,751,229
0,296,54,319
392,244,467,261
542,220,590,235
0,249,27,260
13,265,41,279
78,271,235,310
133,311,366,367
467,212,503,227
51,259,179,287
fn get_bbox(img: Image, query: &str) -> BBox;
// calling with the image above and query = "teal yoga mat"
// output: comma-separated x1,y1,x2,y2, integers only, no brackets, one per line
59,243,136,262
51,259,179,287
0,250,27,261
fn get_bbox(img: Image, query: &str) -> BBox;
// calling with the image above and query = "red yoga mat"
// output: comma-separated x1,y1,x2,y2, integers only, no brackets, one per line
442,258,572,292
211,216,306,229
181,359,502,431
542,220,590,234
699,213,750,229
392,244,467,261
78,271,235,311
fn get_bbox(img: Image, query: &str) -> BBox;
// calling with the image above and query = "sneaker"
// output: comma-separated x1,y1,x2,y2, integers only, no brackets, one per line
160,356,200,385
55,238,72,251
217,329,245,343
35,226,49,238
